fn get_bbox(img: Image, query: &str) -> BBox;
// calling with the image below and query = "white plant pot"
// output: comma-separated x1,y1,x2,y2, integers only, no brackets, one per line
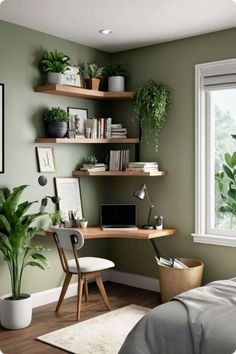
80,220,88,229
0,294,32,329
47,72,64,85
108,76,125,92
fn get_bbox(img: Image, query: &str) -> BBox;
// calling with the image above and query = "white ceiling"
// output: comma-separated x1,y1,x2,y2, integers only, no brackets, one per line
0,0,236,53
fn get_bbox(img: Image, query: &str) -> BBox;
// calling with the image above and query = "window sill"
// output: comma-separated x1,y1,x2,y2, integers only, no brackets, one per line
191,233,236,247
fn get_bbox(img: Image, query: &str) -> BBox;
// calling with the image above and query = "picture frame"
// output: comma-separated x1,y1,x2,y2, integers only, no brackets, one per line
67,107,88,138
0,83,4,173
63,66,82,87
54,177,83,221
36,147,55,172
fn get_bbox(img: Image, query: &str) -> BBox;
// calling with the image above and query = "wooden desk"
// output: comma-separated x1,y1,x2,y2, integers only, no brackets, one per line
47,226,176,258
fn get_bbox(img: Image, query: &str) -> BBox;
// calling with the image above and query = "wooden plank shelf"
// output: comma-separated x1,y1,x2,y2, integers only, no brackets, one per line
34,84,134,100
35,137,139,144
72,170,167,177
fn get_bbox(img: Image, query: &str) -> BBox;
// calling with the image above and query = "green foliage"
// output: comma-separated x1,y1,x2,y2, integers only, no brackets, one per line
215,147,236,228
48,211,61,226
44,106,69,123
104,63,128,77
84,154,97,164
40,49,71,73
86,63,104,79
0,185,49,300
134,80,171,151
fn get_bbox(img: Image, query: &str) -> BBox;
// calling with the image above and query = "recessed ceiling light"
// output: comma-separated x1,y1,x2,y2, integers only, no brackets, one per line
0,0,5,4
232,0,236,4
98,29,112,35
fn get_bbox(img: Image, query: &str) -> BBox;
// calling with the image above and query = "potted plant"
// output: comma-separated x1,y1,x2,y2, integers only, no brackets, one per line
40,49,71,85
48,210,61,227
83,154,98,169
0,185,49,329
84,63,104,90
79,218,88,229
104,63,128,92
44,106,69,138
134,80,171,151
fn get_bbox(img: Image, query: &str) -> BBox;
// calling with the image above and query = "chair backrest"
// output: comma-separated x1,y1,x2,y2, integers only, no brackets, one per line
52,227,84,274
52,227,84,251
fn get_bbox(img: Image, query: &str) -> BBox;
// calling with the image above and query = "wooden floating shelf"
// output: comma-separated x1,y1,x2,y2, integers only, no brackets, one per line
35,137,139,144
34,84,134,101
72,170,167,177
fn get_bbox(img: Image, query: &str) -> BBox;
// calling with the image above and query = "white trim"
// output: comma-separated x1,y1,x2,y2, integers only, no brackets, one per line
194,58,236,247
31,270,159,309
192,233,236,247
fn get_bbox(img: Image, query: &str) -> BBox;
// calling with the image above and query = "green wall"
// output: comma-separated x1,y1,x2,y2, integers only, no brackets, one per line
1,20,236,296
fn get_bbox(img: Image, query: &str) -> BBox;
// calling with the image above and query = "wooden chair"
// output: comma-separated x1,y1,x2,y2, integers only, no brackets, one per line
52,227,115,320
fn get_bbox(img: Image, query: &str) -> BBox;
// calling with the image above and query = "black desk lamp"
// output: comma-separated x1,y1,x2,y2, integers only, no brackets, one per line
133,184,154,229
40,195,61,214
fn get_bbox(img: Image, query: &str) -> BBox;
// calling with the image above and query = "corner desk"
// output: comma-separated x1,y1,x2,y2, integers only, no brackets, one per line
46,226,176,259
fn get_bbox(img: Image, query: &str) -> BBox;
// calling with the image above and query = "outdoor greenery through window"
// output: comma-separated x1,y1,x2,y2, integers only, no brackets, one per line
212,89,236,234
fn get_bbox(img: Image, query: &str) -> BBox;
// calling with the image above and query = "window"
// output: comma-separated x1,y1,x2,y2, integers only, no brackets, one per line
193,59,236,247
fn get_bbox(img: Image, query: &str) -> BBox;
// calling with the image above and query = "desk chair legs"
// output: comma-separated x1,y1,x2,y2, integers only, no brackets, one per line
95,274,111,310
56,273,72,313
77,277,84,321
84,279,88,302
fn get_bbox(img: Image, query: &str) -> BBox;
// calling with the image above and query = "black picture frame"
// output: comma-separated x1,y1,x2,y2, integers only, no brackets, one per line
0,83,4,173
67,107,88,138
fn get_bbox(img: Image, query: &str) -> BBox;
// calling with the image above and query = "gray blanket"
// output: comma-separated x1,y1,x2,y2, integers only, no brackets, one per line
119,277,236,354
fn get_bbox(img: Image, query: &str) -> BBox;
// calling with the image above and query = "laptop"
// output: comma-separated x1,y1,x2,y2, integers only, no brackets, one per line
100,204,138,230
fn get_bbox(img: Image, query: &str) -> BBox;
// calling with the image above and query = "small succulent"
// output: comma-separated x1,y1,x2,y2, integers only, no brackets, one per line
84,154,97,164
44,107,69,123
49,211,61,226
40,49,71,74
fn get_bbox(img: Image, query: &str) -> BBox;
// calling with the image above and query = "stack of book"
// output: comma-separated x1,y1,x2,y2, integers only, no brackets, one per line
109,149,130,171
84,117,112,139
80,163,107,172
111,124,127,138
126,161,159,172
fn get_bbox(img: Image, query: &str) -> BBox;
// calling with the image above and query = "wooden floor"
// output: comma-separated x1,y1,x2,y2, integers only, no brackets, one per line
0,282,161,354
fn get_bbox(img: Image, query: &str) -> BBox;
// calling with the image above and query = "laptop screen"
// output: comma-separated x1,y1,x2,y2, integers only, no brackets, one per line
100,204,137,228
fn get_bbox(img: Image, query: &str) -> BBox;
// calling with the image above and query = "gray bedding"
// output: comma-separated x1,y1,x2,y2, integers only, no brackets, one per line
119,277,236,354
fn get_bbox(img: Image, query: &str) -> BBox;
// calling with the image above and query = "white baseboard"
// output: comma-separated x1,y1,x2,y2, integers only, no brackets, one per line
32,270,159,309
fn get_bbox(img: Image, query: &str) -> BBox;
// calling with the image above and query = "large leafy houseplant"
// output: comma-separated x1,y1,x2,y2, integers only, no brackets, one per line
134,80,171,151
0,185,49,300
40,49,71,74
215,136,236,228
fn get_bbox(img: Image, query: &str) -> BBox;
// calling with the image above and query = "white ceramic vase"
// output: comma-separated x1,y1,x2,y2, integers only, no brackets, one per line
108,76,125,92
47,72,64,85
0,294,32,329
80,220,88,229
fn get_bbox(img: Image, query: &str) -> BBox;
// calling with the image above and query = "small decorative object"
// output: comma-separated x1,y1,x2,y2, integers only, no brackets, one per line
36,147,55,172
79,218,88,229
67,107,88,137
0,185,49,329
40,49,71,85
0,83,4,173
133,183,154,229
154,215,164,230
38,175,48,186
84,63,104,90
44,106,69,138
83,154,98,168
39,195,61,214
104,63,128,92
134,80,171,151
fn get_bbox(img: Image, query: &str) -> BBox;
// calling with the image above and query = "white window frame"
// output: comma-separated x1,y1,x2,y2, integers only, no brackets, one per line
192,58,236,247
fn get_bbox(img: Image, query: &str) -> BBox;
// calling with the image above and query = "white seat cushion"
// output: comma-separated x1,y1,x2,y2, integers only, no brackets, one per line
68,257,115,273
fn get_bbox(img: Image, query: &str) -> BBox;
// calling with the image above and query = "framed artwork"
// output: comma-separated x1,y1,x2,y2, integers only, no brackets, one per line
36,147,55,172
0,83,4,173
67,107,88,138
63,66,82,87
54,177,83,221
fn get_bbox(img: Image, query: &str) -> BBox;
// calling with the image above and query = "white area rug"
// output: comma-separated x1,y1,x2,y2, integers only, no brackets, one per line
37,304,149,354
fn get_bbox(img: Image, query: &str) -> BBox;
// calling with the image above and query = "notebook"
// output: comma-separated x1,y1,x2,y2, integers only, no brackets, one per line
100,204,138,230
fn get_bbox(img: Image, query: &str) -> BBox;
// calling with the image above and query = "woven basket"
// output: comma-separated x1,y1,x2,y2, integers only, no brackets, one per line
157,257,204,303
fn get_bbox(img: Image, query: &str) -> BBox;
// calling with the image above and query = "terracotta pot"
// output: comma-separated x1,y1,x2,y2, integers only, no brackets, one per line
85,78,100,90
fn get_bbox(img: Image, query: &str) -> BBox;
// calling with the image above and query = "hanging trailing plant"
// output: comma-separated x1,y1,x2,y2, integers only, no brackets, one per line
134,79,171,151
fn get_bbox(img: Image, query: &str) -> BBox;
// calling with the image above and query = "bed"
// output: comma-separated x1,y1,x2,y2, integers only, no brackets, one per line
118,277,236,354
